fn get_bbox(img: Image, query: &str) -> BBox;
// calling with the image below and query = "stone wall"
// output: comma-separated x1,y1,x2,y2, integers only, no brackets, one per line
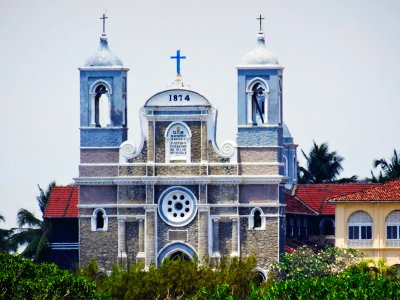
240,217,279,269
219,219,233,255
79,217,119,269
238,147,279,163
208,185,237,203
118,185,146,204
79,165,118,177
80,186,117,204
239,184,278,203
81,148,119,163
125,221,140,264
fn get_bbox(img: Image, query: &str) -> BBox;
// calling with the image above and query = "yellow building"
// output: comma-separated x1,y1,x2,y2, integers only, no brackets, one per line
329,179,400,266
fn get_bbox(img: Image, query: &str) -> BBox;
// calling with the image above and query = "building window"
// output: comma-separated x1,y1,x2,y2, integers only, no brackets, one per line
91,208,108,231
386,210,400,247
347,211,372,248
158,187,197,227
248,208,266,230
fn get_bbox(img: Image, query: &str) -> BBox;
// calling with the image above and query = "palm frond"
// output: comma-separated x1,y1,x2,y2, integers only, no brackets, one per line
17,209,42,228
10,228,42,248
37,181,56,214
0,214,5,223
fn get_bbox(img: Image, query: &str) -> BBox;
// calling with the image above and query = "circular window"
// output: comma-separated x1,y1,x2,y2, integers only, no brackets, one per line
158,187,197,227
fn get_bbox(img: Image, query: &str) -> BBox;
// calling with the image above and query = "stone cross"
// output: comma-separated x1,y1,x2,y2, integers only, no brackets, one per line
257,14,265,32
100,13,108,34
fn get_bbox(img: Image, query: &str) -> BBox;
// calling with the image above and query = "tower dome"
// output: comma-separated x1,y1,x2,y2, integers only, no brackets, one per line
84,34,123,67
242,32,279,65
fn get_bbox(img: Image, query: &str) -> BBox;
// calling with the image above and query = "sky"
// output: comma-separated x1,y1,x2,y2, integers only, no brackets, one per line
0,0,399,229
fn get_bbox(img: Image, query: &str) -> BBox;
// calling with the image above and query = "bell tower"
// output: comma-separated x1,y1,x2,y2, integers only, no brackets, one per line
79,14,129,149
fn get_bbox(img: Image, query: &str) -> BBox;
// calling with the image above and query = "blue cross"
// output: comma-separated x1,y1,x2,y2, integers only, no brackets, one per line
170,50,186,75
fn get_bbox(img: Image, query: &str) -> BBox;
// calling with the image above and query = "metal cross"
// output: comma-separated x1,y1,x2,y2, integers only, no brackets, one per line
257,14,265,32
100,13,108,34
170,50,186,75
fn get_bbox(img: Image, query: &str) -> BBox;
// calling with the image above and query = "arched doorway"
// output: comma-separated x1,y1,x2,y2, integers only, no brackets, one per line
320,218,335,235
157,242,197,266
169,250,191,261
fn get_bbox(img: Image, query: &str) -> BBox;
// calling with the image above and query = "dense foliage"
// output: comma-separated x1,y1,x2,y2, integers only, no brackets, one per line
79,256,259,299
0,252,107,299
269,246,362,280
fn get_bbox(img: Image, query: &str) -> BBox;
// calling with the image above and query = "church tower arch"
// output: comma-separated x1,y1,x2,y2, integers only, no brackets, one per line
89,80,113,128
246,77,269,125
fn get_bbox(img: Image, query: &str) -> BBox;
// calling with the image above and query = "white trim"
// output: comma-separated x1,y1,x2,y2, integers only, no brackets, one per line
78,203,284,209
74,175,285,185
91,208,108,231
79,66,129,71
248,207,266,230
236,65,285,70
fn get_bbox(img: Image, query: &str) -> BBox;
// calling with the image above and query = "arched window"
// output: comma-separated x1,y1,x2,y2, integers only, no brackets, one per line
319,218,335,236
253,269,267,285
90,82,112,128
165,122,192,163
246,78,269,126
91,208,108,231
347,211,372,247
386,210,400,247
249,208,265,230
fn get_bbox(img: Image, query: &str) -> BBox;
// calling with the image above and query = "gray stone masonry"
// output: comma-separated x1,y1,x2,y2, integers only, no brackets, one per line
240,217,279,270
145,209,156,267
79,165,118,177
79,218,119,270
219,219,233,256
118,185,146,204
237,147,279,163
80,186,117,204
208,185,237,203
81,148,119,163
239,184,278,203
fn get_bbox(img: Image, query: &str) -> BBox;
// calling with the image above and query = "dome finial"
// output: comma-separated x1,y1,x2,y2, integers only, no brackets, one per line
257,14,265,34
100,12,108,37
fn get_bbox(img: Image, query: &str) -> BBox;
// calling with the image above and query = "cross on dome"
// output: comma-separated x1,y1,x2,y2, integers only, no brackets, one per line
170,50,186,75
257,14,265,32
100,13,108,35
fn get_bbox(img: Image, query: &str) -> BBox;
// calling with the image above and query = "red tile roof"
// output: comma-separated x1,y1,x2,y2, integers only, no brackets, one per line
329,179,400,202
44,186,78,218
285,193,317,215
290,183,377,215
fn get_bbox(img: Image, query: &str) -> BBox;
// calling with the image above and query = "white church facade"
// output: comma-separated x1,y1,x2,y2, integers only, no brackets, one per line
75,16,297,277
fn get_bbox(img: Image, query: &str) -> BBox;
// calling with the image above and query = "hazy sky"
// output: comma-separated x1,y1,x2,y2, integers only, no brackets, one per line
1,0,399,229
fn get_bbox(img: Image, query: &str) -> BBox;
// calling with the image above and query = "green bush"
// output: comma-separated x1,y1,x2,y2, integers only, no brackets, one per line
0,252,108,299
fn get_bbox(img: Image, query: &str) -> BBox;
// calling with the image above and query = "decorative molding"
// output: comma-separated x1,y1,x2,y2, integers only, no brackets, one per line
236,65,285,70
78,66,129,71
78,203,283,209
74,175,285,185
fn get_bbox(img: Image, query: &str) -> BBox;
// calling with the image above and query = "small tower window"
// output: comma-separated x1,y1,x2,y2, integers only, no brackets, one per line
96,210,104,229
249,207,265,230
91,208,108,231
254,210,262,228
91,83,111,128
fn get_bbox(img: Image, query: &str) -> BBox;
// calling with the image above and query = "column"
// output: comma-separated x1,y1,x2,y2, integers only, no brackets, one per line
136,218,145,261
145,208,157,268
212,218,220,256
231,217,239,257
198,207,209,261
118,217,127,267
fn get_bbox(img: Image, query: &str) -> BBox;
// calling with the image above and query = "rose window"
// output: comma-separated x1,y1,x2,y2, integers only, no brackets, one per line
158,187,197,227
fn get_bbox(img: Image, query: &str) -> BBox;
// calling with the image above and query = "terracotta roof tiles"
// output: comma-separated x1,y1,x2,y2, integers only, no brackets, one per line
329,179,400,202
44,186,78,218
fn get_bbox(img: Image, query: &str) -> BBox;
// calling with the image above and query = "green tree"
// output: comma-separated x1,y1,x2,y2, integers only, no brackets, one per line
11,181,55,261
0,214,15,253
298,141,354,183
370,149,400,182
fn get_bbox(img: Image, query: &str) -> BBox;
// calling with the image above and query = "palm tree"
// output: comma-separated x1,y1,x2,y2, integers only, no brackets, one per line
11,181,55,261
298,141,345,183
0,214,15,252
370,149,400,183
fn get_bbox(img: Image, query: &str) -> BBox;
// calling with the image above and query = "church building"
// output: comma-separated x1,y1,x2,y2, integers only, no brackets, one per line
75,16,297,278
